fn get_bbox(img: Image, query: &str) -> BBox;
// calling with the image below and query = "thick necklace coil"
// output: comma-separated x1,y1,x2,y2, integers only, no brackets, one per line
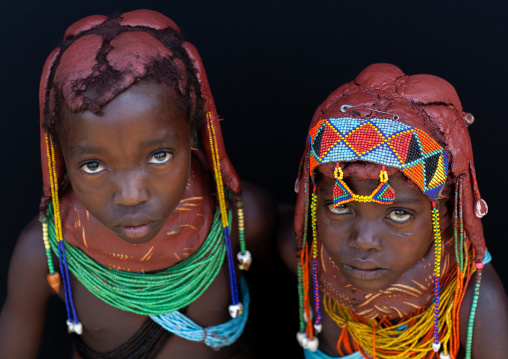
324,277,457,359
46,203,229,315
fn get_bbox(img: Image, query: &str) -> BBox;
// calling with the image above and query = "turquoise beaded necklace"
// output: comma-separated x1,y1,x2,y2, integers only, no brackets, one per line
45,203,229,315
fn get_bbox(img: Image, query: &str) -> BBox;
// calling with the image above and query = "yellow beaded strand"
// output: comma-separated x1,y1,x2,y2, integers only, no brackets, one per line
43,134,63,293
45,134,64,243
206,113,229,228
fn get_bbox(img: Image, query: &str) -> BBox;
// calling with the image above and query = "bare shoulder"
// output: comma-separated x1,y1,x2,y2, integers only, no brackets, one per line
459,262,508,359
240,181,279,263
0,216,53,358
4,216,51,293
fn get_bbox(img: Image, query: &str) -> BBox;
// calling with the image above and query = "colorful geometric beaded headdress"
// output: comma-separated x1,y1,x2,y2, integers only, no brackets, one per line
308,116,449,200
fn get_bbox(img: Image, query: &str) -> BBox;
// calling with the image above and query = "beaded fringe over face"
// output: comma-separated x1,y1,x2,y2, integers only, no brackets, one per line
297,114,483,359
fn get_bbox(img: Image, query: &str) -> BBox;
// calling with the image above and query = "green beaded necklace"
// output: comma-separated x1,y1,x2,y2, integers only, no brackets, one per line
46,204,229,315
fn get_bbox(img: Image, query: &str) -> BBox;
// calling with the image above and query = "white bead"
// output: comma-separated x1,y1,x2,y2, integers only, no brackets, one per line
66,320,73,333
474,199,488,218
228,303,243,318
73,322,83,335
237,251,252,271
66,320,83,335
307,337,319,352
296,332,307,347
433,342,441,352
314,323,322,333
440,352,451,359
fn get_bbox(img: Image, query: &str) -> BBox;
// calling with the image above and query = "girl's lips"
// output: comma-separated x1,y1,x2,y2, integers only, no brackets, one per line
342,263,388,281
116,222,155,240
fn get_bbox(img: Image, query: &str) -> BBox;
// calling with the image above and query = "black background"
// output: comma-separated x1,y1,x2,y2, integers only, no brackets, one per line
0,0,507,357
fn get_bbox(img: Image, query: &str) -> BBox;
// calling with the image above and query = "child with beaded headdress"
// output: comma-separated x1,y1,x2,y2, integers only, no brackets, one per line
279,63,508,359
0,9,277,358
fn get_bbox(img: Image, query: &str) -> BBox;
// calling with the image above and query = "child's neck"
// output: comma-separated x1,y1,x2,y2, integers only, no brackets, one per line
320,236,456,319
58,151,215,272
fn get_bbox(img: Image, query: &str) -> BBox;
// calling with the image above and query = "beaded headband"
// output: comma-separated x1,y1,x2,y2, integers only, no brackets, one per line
308,117,449,200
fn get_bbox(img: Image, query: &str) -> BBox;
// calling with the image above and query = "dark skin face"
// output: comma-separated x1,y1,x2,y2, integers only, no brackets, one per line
57,81,193,244
316,171,434,292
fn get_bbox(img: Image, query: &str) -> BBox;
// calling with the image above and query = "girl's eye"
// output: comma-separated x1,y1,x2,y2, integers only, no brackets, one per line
386,209,413,223
149,151,173,165
80,162,105,174
327,203,352,215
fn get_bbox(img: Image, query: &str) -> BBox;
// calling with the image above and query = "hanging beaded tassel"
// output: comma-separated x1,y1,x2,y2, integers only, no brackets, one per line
45,134,82,335
311,187,322,334
205,112,242,318
236,201,252,270
41,218,60,293
297,186,320,352
431,201,442,352
465,262,483,359
297,174,311,346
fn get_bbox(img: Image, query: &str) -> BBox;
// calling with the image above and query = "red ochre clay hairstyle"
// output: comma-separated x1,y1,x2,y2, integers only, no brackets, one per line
39,9,241,212
294,63,488,357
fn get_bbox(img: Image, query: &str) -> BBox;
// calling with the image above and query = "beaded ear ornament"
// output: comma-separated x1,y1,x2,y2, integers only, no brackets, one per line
297,111,458,356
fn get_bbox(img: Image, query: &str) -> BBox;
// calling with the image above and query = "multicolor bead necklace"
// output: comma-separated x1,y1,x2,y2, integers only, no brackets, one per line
45,203,228,315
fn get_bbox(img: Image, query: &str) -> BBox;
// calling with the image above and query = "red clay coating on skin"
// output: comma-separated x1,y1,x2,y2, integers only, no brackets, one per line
54,35,103,111
108,32,174,74
183,41,242,196
39,10,242,270
120,9,180,32
63,15,108,41
60,154,214,272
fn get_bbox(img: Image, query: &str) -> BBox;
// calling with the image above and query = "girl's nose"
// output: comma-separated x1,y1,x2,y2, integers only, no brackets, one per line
349,218,382,251
112,172,150,206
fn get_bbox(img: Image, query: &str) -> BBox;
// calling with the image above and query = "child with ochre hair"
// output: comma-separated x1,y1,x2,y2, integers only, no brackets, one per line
0,9,276,358
279,63,508,359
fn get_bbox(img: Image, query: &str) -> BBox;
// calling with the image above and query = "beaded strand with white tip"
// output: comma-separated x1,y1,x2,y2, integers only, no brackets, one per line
228,303,243,318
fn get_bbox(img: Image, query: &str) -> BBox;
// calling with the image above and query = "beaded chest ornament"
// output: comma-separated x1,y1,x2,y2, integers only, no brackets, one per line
296,111,483,359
